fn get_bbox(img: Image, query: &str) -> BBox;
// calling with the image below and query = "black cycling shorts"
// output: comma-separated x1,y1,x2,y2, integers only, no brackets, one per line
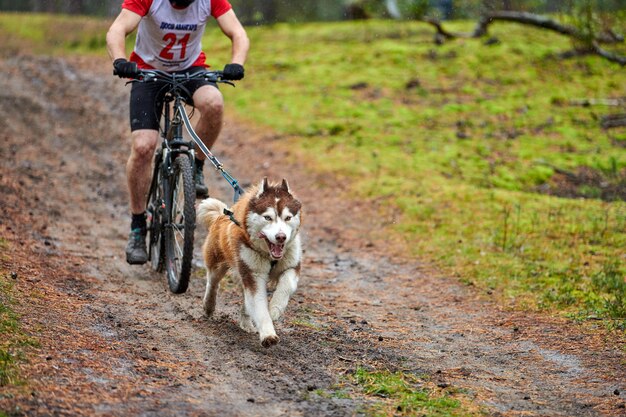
129,66,218,132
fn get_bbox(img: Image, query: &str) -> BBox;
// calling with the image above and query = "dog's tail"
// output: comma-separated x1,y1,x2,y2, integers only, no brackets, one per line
197,198,228,228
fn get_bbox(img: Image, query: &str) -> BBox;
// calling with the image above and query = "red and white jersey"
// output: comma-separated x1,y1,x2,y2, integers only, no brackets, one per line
122,0,232,71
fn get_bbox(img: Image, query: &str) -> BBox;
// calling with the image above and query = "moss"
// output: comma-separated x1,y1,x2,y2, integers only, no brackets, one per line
349,367,482,416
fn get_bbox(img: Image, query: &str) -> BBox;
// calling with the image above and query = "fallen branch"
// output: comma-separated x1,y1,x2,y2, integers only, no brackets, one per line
600,28,625,43
600,113,626,129
421,17,466,40
535,160,577,179
570,98,626,107
473,11,623,44
558,47,595,59
419,11,626,66
591,41,626,66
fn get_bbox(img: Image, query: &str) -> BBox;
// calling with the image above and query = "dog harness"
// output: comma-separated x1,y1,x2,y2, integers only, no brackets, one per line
222,208,278,269
223,208,241,227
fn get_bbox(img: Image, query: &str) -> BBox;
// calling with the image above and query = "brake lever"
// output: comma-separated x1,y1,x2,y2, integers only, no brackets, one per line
140,72,157,82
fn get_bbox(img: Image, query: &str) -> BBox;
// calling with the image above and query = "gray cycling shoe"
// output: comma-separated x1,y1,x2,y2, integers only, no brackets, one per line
195,165,209,199
125,228,148,265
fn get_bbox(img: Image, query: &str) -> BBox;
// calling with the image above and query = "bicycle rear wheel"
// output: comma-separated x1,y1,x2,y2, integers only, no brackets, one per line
164,154,195,294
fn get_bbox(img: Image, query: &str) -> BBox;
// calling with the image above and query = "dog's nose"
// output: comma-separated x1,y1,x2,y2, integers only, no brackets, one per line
275,232,286,244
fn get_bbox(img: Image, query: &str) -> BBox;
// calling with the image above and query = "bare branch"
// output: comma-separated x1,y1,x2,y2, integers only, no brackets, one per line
420,17,467,39
473,11,623,44
570,98,626,107
416,11,626,66
591,41,626,66
600,113,626,129
474,11,579,38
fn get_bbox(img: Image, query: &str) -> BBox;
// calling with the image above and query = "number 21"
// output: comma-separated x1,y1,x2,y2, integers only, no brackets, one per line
160,33,190,60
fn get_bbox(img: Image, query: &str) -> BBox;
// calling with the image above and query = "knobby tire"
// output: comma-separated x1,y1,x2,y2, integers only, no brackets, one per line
147,152,165,272
164,154,195,294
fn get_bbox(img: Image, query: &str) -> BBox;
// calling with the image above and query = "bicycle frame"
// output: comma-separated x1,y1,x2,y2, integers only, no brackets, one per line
162,92,195,180
134,68,244,202
147,97,188,209
134,68,243,292
146,96,193,244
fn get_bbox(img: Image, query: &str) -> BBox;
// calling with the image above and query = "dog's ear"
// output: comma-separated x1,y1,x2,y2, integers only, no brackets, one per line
256,177,269,197
280,179,290,193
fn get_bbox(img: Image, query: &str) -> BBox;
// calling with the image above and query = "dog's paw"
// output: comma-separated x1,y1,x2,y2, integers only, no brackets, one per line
269,306,283,321
261,335,279,348
239,317,256,333
202,299,215,317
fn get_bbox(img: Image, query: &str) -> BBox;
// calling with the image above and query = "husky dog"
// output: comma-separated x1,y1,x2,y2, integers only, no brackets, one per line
197,178,303,347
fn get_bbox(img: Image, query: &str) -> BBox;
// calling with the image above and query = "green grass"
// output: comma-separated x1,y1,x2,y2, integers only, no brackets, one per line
0,240,38,389
0,12,113,54
349,367,482,416
214,19,626,329
0,13,625,328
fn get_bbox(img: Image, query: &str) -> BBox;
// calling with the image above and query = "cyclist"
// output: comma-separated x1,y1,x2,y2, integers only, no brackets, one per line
106,0,249,265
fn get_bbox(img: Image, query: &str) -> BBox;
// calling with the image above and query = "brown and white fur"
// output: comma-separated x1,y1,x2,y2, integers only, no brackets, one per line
197,178,302,348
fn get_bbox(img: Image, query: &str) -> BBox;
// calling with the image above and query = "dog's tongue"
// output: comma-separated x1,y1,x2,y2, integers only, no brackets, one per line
270,243,285,259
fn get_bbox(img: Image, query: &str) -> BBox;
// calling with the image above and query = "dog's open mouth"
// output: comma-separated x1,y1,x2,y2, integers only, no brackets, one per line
259,233,285,259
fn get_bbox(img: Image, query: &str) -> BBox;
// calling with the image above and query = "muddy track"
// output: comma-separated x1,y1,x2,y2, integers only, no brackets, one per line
0,54,624,417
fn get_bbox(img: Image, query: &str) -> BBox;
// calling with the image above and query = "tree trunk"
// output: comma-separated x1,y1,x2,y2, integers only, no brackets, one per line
258,0,277,24
31,0,55,13
67,0,85,15
385,0,402,19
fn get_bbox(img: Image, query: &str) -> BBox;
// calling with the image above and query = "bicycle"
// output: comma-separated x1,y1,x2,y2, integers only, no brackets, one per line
124,68,244,294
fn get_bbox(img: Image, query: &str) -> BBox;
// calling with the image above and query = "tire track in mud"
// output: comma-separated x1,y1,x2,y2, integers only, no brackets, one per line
1,55,624,417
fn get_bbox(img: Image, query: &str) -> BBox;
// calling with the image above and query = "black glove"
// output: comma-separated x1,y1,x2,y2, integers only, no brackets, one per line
113,58,139,79
222,63,244,80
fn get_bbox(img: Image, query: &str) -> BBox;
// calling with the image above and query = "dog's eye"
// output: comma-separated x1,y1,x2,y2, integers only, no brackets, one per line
284,216,292,222
264,215,272,221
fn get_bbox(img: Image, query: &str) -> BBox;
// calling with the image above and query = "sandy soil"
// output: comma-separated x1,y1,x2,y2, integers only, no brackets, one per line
0,54,624,417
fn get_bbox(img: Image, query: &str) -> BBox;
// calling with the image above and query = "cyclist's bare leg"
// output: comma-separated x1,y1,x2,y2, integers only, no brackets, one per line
127,129,159,214
191,85,224,160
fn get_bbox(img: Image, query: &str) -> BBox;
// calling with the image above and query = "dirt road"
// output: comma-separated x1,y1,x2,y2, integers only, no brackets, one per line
0,54,624,416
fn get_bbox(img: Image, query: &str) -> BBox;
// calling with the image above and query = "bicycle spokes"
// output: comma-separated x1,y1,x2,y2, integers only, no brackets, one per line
163,155,195,294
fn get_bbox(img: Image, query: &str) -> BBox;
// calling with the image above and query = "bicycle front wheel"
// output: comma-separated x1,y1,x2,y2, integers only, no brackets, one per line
164,154,196,294
147,152,165,272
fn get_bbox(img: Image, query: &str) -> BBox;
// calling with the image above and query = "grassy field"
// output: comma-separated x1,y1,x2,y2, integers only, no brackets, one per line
0,240,38,389
215,18,626,329
1,13,624,329
346,367,484,416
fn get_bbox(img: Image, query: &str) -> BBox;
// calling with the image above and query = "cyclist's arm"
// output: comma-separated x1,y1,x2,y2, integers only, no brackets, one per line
216,10,250,66
106,8,142,62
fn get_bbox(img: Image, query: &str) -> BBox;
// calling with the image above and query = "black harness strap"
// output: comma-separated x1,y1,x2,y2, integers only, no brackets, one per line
223,208,278,271
223,208,241,227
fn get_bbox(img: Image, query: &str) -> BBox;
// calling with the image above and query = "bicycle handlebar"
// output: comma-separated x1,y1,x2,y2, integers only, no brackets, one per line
121,68,234,86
